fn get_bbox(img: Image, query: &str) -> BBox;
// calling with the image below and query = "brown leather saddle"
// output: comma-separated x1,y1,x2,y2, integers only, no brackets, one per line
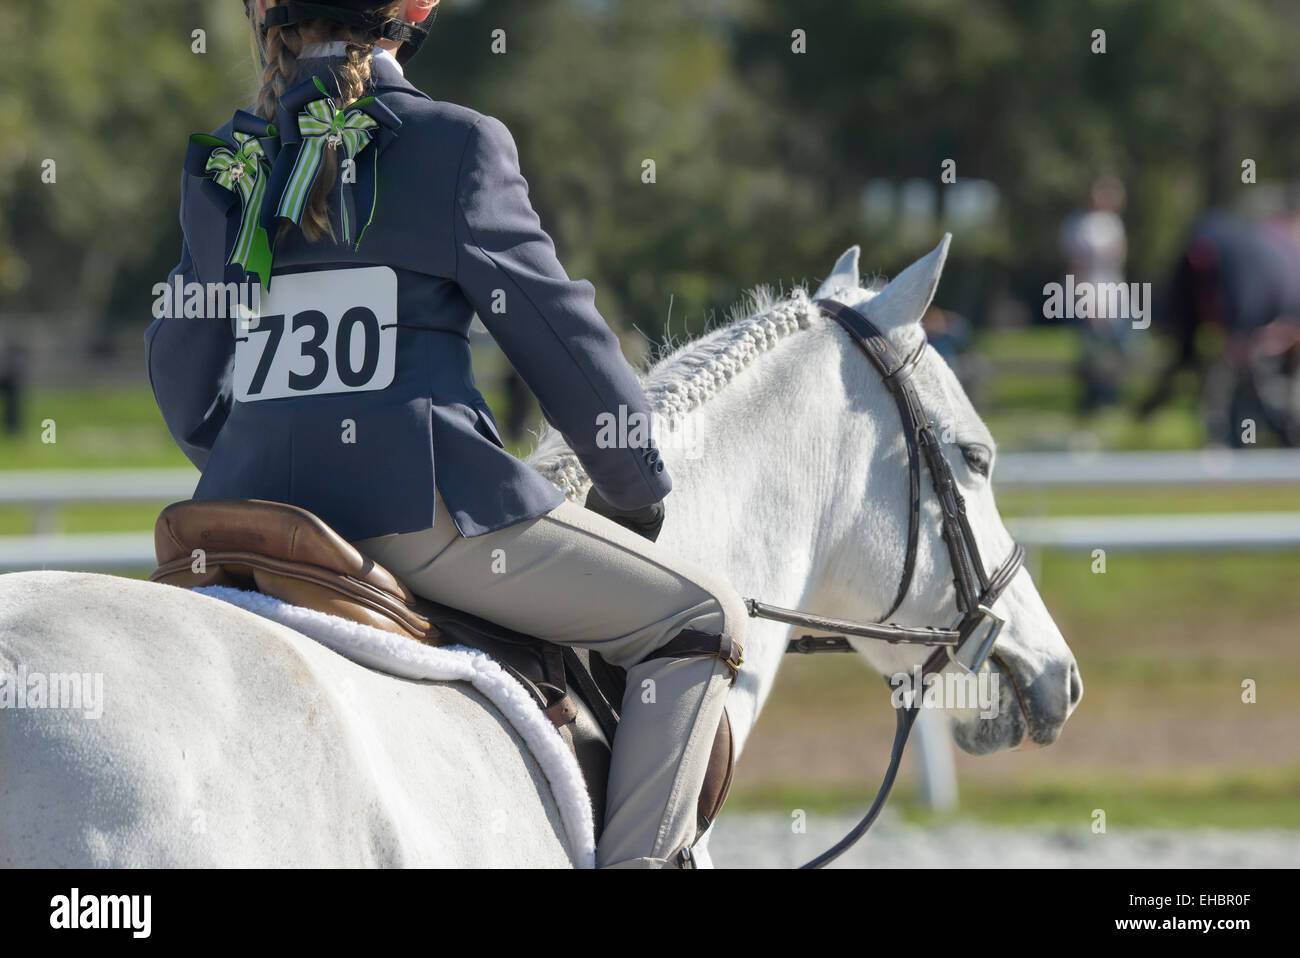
150,498,733,844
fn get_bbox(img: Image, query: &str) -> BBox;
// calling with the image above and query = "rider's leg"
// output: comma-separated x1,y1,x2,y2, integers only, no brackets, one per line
353,490,745,868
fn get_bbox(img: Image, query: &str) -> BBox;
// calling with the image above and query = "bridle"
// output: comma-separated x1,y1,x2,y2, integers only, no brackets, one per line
744,297,1026,868
743,297,1026,869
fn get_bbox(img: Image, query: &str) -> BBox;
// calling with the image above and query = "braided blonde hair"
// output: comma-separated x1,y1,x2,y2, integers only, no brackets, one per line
250,0,405,243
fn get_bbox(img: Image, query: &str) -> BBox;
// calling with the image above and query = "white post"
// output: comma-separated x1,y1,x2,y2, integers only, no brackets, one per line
32,503,58,535
913,707,958,811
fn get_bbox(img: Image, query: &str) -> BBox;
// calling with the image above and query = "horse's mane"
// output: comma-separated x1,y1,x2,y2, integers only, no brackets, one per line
530,282,825,500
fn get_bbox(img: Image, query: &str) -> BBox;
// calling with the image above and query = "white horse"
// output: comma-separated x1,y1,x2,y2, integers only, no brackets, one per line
0,238,1080,867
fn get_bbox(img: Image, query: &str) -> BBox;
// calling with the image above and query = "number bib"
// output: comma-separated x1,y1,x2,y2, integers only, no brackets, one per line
234,266,397,402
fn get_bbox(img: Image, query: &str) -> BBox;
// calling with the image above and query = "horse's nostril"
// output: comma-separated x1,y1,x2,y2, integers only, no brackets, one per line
1068,662,1084,709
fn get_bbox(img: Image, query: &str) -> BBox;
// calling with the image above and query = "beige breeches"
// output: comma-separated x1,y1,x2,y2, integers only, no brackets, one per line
353,490,744,867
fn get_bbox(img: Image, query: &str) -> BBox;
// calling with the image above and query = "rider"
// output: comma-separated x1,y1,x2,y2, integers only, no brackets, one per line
145,0,746,868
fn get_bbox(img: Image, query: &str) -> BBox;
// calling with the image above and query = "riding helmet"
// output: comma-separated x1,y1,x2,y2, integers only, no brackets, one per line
241,0,433,65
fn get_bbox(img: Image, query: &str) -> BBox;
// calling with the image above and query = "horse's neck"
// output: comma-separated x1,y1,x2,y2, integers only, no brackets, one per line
650,316,884,755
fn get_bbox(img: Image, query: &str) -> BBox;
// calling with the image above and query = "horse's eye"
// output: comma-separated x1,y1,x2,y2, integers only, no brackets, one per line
960,443,992,478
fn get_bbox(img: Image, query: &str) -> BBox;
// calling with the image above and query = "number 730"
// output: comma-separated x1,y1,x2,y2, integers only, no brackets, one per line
242,308,383,397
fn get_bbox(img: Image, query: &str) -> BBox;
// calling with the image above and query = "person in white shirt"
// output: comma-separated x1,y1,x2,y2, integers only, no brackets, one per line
1060,177,1131,411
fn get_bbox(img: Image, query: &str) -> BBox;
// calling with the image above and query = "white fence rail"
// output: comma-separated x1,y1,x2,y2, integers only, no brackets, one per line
994,448,1300,488
1007,511,1300,552
0,468,199,505
0,468,199,535
2,450,1300,572
9,514,1297,572
0,532,156,571
6,448,1298,505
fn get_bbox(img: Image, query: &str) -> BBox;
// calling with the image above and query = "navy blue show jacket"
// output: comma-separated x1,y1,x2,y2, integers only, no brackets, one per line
146,53,670,541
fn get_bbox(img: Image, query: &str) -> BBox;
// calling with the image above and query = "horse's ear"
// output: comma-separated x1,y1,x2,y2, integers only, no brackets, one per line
864,233,951,330
813,245,861,299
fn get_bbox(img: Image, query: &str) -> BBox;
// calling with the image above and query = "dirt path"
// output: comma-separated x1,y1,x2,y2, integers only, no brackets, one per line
708,813,1300,868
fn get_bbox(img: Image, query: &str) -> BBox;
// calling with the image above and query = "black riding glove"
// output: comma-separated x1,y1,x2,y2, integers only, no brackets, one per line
584,487,666,543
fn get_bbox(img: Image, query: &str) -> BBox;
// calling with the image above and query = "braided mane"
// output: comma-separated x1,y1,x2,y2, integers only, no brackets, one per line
531,284,824,500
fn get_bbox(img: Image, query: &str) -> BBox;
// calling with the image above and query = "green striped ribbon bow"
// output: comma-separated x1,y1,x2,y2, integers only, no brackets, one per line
276,78,381,245
192,131,274,289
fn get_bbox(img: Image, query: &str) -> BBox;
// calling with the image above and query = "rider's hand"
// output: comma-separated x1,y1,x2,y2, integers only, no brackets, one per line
584,487,665,543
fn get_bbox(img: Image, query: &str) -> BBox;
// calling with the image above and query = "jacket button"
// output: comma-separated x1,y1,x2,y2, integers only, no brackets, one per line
647,449,659,463
654,461,665,473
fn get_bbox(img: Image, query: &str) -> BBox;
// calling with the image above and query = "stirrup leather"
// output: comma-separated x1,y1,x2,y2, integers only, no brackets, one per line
642,628,743,684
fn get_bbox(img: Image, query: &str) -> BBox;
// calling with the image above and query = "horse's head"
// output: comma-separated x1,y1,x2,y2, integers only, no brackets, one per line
812,237,1081,753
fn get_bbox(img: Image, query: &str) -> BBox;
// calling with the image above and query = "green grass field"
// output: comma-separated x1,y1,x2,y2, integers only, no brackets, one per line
974,325,1212,450
0,385,188,471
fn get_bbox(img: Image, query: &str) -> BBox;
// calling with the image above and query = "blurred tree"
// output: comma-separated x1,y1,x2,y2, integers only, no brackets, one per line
733,0,1300,292
422,0,831,351
0,1,250,330
1,0,1298,355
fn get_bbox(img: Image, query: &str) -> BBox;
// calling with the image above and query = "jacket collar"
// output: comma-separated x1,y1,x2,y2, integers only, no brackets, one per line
293,46,425,99
300,42,402,74
368,51,425,96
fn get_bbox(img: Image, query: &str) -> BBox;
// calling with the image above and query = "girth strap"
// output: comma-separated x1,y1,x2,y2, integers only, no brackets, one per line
539,643,578,727
560,646,621,744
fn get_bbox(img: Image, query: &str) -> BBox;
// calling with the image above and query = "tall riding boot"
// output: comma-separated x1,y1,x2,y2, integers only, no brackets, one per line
595,649,734,868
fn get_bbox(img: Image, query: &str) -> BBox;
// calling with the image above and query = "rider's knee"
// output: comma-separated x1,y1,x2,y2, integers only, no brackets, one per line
638,585,746,685
710,586,749,646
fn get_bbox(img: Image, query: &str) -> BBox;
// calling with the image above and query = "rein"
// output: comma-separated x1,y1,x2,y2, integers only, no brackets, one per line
742,298,1026,869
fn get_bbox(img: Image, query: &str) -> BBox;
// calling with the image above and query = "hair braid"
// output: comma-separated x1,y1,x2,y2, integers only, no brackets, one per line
249,1,404,244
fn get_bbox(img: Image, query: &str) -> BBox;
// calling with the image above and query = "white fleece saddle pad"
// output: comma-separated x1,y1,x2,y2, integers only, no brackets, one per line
194,585,596,868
